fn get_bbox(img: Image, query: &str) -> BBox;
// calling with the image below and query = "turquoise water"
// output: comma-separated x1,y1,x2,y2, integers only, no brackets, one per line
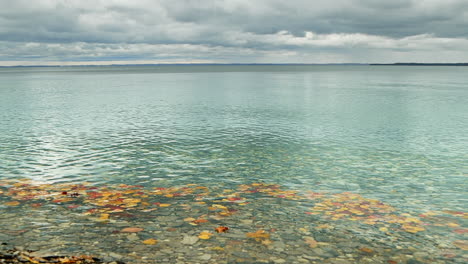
0,65,467,263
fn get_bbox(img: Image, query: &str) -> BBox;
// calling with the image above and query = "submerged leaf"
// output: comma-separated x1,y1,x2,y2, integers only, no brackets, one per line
360,247,374,253
5,201,20,206
453,240,468,250
121,227,143,233
198,231,213,240
304,236,318,248
99,213,110,220
142,238,158,245
246,230,270,241
215,226,229,233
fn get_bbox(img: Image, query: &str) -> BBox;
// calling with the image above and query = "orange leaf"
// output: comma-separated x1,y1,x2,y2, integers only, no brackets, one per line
142,238,158,245
215,226,229,233
193,219,209,224
121,227,143,233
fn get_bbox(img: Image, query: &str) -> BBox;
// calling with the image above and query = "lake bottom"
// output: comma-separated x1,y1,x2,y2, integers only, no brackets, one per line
1,179,466,264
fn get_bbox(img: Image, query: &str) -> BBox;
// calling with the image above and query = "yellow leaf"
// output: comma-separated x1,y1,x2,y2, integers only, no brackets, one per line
198,231,213,239
246,230,270,241
184,217,196,222
210,247,225,251
159,203,171,207
379,227,388,232
211,204,228,210
447,222,460,228
402,224,425,233
142,238,158,245
99,213,109,220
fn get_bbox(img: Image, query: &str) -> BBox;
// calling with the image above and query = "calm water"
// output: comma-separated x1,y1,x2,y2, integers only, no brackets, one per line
0,65,467,263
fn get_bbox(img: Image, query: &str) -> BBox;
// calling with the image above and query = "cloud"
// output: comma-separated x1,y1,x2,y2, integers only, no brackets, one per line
0,0,468,64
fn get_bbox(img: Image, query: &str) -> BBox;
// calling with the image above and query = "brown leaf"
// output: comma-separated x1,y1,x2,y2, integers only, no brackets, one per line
360,247,374,253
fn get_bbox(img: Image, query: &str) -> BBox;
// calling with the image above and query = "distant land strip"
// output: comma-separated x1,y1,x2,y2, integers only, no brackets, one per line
370,63,468,66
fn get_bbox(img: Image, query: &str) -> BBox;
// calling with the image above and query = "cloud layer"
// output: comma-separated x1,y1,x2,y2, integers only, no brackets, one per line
1,0,468,65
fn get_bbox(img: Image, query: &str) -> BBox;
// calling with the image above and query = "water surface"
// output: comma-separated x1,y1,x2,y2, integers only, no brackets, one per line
0,65,467,263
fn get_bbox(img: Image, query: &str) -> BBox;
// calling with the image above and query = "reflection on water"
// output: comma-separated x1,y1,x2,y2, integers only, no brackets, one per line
0,65,467,263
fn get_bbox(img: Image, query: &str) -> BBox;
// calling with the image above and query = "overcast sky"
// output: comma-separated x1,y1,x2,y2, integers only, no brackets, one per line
1,0,468,65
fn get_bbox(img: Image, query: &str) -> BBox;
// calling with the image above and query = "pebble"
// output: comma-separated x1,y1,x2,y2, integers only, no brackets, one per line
273,258,286,264
181,235,198,245
127,233,139,241
199,254,211,260
331,259,352,264
108,252,123,259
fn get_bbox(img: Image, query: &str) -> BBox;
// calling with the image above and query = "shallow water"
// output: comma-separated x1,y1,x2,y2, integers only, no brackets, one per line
0,65,467,263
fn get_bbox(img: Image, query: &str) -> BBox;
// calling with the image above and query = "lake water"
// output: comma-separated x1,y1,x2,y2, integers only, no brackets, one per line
0,65,467,263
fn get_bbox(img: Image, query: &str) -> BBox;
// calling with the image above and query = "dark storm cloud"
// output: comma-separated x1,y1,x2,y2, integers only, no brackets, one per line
0,0,467,64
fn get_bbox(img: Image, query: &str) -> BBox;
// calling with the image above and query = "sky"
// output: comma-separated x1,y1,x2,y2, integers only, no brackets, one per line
1,0,468,66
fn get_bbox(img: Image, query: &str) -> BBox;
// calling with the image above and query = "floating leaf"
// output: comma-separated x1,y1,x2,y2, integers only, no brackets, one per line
184,217,196,222
121,227,143,233
215,226,229,233
198,231,213,240
159,203,171,207
142,238,158,245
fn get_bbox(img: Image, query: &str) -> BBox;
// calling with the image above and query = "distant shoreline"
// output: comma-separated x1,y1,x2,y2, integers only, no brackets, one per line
1,63,468,68
370,63,468,66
